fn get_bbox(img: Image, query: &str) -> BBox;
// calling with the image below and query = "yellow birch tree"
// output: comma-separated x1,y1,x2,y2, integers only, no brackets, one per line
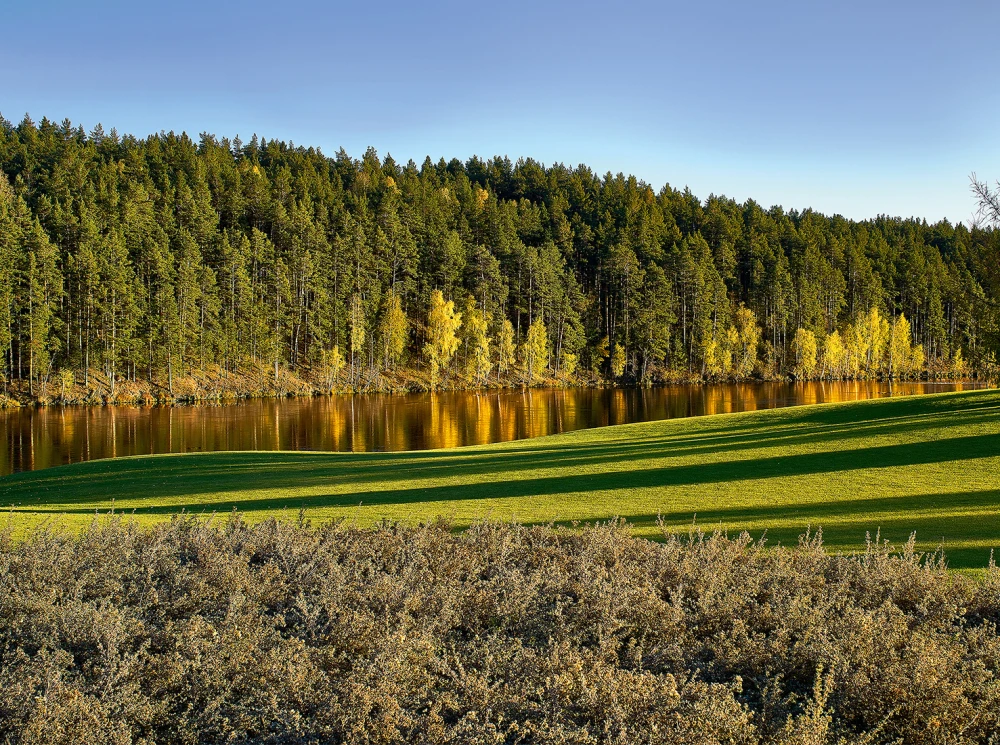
424,290,461,388
792,328,818,379
821,330,845,379
523,318,549,383
379,292,408,371
497,319,516,379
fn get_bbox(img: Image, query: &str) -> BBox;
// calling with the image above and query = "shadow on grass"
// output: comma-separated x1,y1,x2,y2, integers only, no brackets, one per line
590,489,1000,569
16,431,1000,517
6,392,999,508
6,390,1000,569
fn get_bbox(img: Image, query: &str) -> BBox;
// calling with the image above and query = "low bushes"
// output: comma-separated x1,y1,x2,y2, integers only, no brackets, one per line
1,516,998,744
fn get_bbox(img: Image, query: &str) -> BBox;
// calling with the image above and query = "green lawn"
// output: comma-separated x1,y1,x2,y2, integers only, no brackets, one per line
3,389,1000,568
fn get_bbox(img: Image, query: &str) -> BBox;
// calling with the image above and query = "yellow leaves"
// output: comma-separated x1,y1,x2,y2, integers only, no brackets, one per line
951,348,966,377
350,294,366,356
560,351,578,377
703,338,723,377
792,328,818,379
424,290,462,387
462,301,492,384
821,330,845,379
610,342,627,379
889,313,913,378
732,306,760,379
523,318,549,383
379,293,408,369
318,346,345,392
497,319,516,376
474,186,489,211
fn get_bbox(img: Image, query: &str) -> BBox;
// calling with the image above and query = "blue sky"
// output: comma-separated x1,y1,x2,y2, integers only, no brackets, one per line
3,0,997,223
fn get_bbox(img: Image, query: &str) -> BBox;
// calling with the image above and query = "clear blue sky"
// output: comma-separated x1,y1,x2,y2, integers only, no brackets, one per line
4,0,998,223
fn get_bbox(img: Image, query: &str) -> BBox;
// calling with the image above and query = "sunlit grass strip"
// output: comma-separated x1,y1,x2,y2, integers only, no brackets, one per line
4,389,1000,567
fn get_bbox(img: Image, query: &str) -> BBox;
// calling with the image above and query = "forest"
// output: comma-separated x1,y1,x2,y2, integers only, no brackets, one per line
1,114,997,402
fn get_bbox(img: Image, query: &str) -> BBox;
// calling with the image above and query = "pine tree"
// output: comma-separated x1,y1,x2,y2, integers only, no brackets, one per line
0,114,995,397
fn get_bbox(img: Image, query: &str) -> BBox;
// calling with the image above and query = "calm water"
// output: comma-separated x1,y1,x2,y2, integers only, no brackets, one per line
0,381,985,475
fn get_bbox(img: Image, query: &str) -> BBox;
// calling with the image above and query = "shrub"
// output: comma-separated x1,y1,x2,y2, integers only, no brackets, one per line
0,517,998,743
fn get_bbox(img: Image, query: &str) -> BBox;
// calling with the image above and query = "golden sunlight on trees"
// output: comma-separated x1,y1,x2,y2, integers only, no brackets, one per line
349,294,366,382
731,305,760,379
865,306,890,374
821,330,845,379
497,319,516,379
462,302,491,385
0,119,993,402
424,290,461,388
611,342,627,379
560,351,578,378
889,313,912,379
379,293,408,370
594,336,610,375
319,346,345,392
792,328,818,379
523,318,548,384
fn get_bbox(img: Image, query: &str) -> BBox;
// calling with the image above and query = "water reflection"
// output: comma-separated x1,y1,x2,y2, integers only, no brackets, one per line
0,381,985,475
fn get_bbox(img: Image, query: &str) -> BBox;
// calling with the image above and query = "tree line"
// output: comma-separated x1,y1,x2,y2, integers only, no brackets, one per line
0,114,997,399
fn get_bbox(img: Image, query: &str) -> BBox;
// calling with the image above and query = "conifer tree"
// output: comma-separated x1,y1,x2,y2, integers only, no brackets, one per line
0,114,992,396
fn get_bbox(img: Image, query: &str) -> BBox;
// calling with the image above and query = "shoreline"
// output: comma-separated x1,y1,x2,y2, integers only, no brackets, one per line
0,363,983,409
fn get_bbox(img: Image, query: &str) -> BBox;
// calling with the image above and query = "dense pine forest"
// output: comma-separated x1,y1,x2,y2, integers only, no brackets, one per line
0,114,997,403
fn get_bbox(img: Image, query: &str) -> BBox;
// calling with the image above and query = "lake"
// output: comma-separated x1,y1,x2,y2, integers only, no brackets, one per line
0,381,984,475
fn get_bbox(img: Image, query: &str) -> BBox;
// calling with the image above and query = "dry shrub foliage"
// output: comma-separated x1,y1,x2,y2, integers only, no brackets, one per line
1,516,1000,744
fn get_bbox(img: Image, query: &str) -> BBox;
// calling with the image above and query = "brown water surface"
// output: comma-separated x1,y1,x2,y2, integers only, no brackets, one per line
0,381,984,475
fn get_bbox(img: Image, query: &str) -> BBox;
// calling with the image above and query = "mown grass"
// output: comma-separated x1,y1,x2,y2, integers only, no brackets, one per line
3,389,1000,567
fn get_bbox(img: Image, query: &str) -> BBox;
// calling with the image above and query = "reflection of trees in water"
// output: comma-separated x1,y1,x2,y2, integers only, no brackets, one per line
0,381,982,474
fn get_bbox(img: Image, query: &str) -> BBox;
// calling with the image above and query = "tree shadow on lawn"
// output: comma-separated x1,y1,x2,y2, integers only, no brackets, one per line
22,431,1000,522
641,499,1000,570
6,393,999,506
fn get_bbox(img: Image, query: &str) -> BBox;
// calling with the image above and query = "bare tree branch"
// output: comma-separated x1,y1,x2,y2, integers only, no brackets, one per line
971,172,1000,229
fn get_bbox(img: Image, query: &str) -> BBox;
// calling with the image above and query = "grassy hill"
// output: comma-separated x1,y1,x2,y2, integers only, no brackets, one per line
4,389,1000,567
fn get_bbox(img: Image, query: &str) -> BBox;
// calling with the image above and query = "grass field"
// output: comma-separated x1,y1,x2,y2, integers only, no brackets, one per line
3,389,1000,567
